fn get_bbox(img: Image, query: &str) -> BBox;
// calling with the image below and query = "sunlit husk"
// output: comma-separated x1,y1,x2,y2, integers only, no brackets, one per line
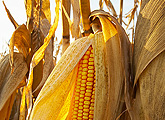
133,0,165,119
90,10,131,119
30,36,93,120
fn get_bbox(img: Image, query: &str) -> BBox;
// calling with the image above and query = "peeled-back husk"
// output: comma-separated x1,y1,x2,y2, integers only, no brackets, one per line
30,36,93,120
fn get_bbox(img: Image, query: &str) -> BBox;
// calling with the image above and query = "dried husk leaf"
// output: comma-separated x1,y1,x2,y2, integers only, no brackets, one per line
9,24,31,69
30,35,93,120
0,53,28,110
33,19,54,94
0,91,16,120
19,87,26,120
133,0,165,119
104,0,117,17
90,10,132,120
3,1,19,29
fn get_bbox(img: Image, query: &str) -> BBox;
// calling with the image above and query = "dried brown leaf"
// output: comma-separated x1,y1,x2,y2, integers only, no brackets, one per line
0,53,28,110
104,0,117,17
3,1,19,29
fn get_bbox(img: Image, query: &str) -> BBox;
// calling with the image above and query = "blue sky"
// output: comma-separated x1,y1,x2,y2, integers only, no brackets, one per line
0,0,134,54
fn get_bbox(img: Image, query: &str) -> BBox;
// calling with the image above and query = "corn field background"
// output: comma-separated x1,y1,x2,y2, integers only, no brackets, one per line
0,0,164,120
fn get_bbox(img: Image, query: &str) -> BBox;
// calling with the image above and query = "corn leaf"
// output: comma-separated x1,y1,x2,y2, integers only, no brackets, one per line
133,0,165,119
9,24,31,71
3,1,19,29
30,35,93,120
0,53,28,111
134,0,165,86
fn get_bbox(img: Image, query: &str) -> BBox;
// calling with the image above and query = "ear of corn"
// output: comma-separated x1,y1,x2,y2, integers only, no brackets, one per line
67,46,96,120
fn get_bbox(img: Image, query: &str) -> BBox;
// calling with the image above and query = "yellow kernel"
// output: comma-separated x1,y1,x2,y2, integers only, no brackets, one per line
78,110,83,113
90,106,94,110
73,119,77,120
91,99,95,102
75,96,79,100
79,106,83,109
83,116,88,119
77,82,81,86
86,51,90,55
86,82,93,86
89,115,93,118
90,54,94,58
91,103,94,106
91,49,94,53
79,102,83,106
78,71,82,75
93,87,95,91
88,74,94,78
86,86,93,89
82,76,87,79
77,78,81,82
86,89,92,93
73,111,78,114
88,70,94,74
89,119,93,120
77,117,82,119
91,95,95,99
94,75,96,79
88,62,94,66
80,87,85,91
92,91,95,95
89,111,94,114
84,101,90,105
75,101,79,104
81,80,87,84
82,64,88,68
78,75,81,78
82,72,87,76
83,105,89,108
88,66,94,70
83,60,88,64
80,60,83,63
94,80,96,83
80,94,84,98
85,97,91,100
85,93,92,97
83,109,89,112
88,46,92,50
81,84,86,87
72,115,77,118
75,104,79,107
89,58,94,62
74,107,78,111
76,86,80,89
80,91,85,94
83,112,89,116
83,55,89,60
87,78,94,81
79,98,84,102
83,68,88,72
75,89,80,93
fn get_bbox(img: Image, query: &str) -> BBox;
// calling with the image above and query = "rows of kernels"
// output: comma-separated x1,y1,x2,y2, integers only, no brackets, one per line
71,46,96,120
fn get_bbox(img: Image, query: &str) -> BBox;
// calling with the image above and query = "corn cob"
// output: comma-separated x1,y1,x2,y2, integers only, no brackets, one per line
69,45,96,120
